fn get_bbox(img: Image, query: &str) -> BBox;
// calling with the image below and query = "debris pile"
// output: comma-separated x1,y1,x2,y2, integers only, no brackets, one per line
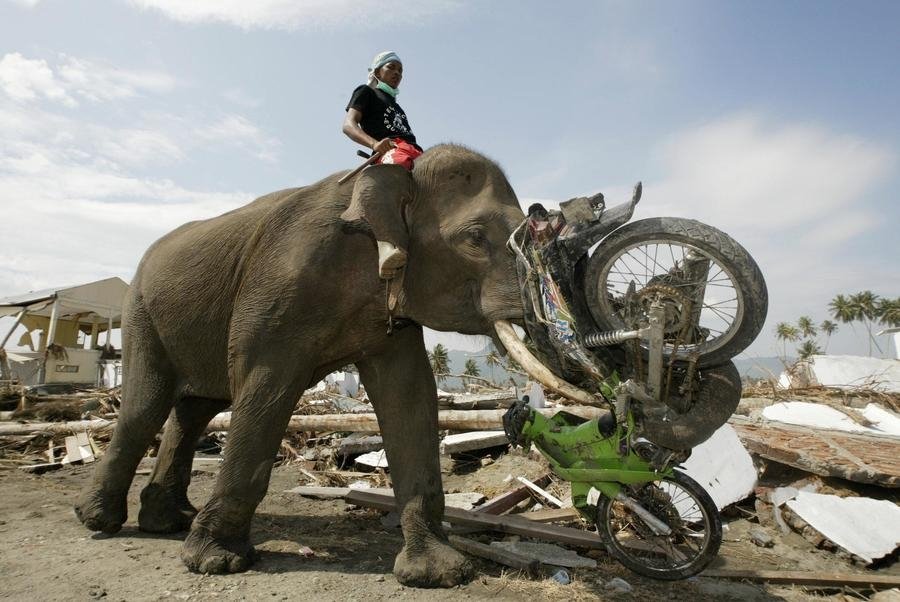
3,371,900,595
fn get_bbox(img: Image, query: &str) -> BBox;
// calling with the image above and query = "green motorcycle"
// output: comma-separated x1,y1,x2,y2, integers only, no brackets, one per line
503,391,721,580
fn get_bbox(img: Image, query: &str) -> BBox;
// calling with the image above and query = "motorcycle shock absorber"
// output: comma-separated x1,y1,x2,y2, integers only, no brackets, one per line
583,327,648,347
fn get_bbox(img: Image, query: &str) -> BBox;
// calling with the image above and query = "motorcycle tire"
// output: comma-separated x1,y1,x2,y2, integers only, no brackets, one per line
640,360,741,450
595,470,722,580
584,217,767,368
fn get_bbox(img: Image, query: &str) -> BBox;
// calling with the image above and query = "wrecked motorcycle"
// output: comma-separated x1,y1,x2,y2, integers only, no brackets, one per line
497,182,768,450
496,184,767,579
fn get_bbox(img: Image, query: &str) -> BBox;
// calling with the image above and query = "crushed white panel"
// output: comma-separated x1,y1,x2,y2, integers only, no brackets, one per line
526,382,545,409
785,491,900,564
781,355,900,393
763,401,900,437
490,541,597,568
340,372,359,397
439,431,509,454
354,449,389,469
680,424,757,510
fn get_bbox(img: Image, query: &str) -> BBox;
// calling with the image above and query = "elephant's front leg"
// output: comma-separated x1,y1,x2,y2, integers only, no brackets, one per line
358,326,474,588
180,362,306,574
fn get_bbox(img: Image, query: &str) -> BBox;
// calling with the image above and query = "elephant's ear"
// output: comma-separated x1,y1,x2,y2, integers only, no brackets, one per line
341,164,414,250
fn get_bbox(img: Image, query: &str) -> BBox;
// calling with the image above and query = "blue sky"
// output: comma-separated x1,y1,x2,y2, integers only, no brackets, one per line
0,0,897,360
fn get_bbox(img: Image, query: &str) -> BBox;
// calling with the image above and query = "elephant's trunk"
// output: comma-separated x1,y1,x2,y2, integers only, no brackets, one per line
492,320,603,408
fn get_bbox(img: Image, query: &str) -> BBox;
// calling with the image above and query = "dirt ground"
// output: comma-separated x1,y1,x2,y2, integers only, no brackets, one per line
2,452,896,602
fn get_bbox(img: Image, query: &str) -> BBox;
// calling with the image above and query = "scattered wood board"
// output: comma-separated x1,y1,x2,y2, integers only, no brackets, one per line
345,489,604,550
730,419,900,487
477,474,552,515
520,507,580,523
702,569,900,589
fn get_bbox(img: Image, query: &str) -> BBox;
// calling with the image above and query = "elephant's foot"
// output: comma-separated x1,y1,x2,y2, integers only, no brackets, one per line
182,527,256,574
74,487,127,534
394,538,474,588
138,483,197,533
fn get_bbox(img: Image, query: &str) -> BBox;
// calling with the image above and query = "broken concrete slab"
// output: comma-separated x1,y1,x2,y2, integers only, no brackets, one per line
444,492,486,510
337,434,383,456
762,401,900,437
784,491,900,564
440,431,509,455
680,424,757,510
490,540,597,568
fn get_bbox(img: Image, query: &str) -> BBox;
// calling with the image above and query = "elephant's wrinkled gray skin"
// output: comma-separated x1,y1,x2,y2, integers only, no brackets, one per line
74,144,525,588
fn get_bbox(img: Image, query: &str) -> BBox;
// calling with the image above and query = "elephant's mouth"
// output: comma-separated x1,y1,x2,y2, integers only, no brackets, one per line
493,320,603,408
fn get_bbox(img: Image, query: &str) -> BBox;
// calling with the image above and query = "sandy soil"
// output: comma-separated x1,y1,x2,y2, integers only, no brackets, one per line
0,454,893,602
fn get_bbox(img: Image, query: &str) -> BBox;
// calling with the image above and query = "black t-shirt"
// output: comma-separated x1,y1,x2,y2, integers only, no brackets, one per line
346,85,419,148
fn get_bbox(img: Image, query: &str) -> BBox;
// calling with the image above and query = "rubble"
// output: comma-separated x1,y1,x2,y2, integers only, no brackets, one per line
783,490,900,564
680,424,757,510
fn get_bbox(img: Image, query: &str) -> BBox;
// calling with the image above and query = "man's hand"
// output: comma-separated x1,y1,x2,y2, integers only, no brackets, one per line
372,138,396,155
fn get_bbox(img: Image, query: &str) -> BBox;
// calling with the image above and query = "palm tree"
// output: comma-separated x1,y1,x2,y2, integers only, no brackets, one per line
429,344,450,383
797,316,817,339
850,291,882,356
797,340,823,360
463,358,481,379
484,349,501,384
775,322,800,359
876,297,900,328
829,294,858,325
819,320,838,352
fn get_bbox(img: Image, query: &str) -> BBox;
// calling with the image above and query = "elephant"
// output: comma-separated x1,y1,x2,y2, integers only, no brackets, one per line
74,144,543,588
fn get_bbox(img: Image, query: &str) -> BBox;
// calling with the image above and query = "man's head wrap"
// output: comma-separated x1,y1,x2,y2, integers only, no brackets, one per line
369,51,402,73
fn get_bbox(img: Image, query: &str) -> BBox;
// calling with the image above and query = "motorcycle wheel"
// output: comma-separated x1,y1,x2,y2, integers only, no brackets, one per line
595,470,722,580
640,360,741,450
584,217,767,367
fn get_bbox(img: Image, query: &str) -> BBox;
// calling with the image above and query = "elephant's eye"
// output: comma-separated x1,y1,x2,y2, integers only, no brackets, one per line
468,229,488,248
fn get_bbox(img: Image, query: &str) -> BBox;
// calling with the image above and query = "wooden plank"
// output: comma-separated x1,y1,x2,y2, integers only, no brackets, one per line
440,431,509,455
345,489,604,550
730,420,900,488
0,407,606,437
702,569,900,589
286,486,394,499
520,507,580,523
477,474,552,515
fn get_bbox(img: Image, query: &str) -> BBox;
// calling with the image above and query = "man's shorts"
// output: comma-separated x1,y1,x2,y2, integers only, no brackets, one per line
377,139,423,171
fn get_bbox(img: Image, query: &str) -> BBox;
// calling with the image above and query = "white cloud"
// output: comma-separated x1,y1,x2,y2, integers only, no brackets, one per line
642,114,896,356
0,53,75,106
126,0,461,31
57,55,176,101
194,114,281,163
649,114,893,231
0,52,175,107
7,0,42,7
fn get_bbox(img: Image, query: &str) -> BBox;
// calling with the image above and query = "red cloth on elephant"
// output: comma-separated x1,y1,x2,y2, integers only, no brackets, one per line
377,139,422,171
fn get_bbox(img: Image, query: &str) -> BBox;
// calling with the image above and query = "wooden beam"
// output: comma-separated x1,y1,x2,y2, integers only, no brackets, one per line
702,569,900,589
477,474,552,515
345,489,604,550
0,406,606,437
519,507,580,523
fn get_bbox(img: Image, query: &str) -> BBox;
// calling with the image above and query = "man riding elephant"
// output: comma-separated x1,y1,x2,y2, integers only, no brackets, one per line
342,51,423,280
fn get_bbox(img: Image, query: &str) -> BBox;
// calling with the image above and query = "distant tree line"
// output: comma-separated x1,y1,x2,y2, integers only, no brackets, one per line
775,290,899,360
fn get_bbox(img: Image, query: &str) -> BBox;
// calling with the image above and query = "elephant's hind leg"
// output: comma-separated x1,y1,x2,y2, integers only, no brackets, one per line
139,396,229,533
181,362,307,574
75,296,177,534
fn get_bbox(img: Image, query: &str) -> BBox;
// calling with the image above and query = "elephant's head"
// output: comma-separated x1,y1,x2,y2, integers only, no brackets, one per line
346,144,526,334
344,143,598,404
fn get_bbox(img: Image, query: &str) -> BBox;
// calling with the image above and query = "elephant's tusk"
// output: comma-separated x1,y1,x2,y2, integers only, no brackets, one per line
493,320,603,407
